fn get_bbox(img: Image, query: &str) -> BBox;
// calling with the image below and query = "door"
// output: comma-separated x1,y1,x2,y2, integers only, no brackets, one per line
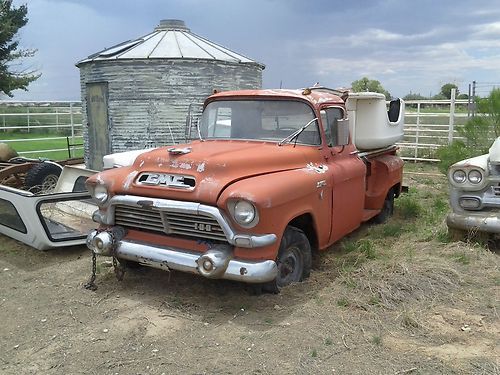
86,82,110,170
321,107,366,244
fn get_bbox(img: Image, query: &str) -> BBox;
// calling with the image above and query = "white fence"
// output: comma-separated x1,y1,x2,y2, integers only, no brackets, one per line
0,98,481,162
397,99,471,162
0,101,83,158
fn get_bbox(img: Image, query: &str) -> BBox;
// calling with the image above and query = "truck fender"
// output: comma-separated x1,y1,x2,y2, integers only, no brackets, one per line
218,167,330,254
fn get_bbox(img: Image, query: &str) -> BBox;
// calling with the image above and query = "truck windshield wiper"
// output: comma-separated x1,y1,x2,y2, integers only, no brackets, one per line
196,119,204,142
278,118,318,146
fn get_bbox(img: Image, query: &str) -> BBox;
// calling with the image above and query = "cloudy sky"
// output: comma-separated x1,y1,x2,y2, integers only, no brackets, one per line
8,0,500,100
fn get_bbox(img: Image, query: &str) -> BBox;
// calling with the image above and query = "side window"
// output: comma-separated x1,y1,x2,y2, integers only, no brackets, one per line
321,107,344,147
0,198,27,233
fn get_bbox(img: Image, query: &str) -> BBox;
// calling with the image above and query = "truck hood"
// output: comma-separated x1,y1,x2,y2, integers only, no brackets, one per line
112,140,325,204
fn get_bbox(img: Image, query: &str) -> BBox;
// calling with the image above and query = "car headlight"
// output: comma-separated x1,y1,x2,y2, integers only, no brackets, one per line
468,169,482,184
452,169,467,184
229,200,258,227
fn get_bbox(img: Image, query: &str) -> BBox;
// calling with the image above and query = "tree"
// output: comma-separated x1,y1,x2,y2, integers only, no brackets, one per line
0,0,39,97
476,87,500,136
432,93,447,100
403,92,427,100
351,77,391,99
436,88,500,173
439,83,459,99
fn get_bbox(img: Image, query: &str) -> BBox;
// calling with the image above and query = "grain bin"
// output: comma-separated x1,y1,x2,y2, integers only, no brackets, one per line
76,19,264,170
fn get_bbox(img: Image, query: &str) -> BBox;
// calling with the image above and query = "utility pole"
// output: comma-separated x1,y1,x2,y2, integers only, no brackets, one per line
467,83,471,118
472,80,476,117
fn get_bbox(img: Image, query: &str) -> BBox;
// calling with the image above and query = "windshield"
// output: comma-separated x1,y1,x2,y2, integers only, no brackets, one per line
199,100,321,145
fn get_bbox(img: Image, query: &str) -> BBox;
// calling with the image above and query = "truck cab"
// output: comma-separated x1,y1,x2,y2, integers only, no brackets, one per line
86,88,404,291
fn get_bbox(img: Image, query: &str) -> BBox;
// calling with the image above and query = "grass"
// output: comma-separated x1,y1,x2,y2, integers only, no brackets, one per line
325,163,498,338
395,189,423,219
332,165,457,293
336,297,349,307
370,335,382,346
0,132,83,159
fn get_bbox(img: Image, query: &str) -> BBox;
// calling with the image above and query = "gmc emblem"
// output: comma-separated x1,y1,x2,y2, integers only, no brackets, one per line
137,173,195,189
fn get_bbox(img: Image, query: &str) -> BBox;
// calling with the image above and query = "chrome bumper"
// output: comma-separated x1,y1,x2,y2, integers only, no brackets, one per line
87,230,278,284
446,212,500,234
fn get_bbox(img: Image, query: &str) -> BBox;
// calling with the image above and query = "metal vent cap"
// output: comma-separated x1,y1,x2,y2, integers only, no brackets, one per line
155,19,190,31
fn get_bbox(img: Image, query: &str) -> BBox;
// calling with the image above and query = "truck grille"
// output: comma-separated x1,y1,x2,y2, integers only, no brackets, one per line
493,185,500,196
114,204,227,242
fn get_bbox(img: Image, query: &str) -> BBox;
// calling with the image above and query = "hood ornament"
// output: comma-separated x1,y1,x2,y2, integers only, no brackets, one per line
167,147,192,155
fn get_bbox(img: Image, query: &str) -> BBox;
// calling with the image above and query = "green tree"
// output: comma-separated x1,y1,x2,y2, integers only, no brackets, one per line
432,93,447,100
476,88,500,136
351,77,391,99
439,83,459,99
0,0,39,97
403,92,427,100
436,88,500,173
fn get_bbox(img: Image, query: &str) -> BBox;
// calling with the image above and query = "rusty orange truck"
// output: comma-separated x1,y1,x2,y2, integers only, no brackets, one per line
86,88,405,292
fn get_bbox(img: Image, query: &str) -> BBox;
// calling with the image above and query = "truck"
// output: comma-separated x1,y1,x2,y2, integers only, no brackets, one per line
446,137,500,242
85,88,405,292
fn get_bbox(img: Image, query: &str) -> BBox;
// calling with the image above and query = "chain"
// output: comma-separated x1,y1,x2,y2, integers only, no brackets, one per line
84,228,126,288
83,250,98,291
113,255,125,281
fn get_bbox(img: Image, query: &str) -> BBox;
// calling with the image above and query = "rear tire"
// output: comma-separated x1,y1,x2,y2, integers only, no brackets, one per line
374,188,394,224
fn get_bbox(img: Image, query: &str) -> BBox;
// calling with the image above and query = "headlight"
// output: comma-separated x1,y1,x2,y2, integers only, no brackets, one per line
93,184,109,204
452,169,467,184
229,200,258,227
468,169,482,184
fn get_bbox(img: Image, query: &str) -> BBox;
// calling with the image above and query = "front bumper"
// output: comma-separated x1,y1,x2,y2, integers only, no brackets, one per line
446,212,500,234
87,230,278,283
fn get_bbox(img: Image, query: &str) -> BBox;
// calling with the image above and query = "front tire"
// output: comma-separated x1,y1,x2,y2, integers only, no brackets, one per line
260,226,312,293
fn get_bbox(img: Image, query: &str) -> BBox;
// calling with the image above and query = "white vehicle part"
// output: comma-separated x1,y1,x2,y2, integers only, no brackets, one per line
102,148,156,169
0,166,98,250
489,137,500,165
346,92,405,150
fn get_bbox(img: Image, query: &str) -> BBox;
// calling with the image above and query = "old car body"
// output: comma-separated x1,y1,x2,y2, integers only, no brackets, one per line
447,137,500,236
86,88,404,291
0,166,97,250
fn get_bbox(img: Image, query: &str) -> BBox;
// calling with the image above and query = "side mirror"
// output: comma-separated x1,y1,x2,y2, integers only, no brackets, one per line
336,119,350,146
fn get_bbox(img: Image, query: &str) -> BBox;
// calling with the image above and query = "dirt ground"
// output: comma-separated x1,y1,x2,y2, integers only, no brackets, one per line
0,169,499,374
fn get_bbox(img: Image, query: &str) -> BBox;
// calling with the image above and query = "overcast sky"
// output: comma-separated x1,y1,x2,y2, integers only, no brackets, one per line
8,0,500,100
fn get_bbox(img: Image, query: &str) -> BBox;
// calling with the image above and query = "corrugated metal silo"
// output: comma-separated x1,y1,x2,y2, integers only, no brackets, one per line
76,19,264,170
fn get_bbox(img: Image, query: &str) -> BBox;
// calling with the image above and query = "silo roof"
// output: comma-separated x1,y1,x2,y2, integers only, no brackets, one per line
77,19,264,68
